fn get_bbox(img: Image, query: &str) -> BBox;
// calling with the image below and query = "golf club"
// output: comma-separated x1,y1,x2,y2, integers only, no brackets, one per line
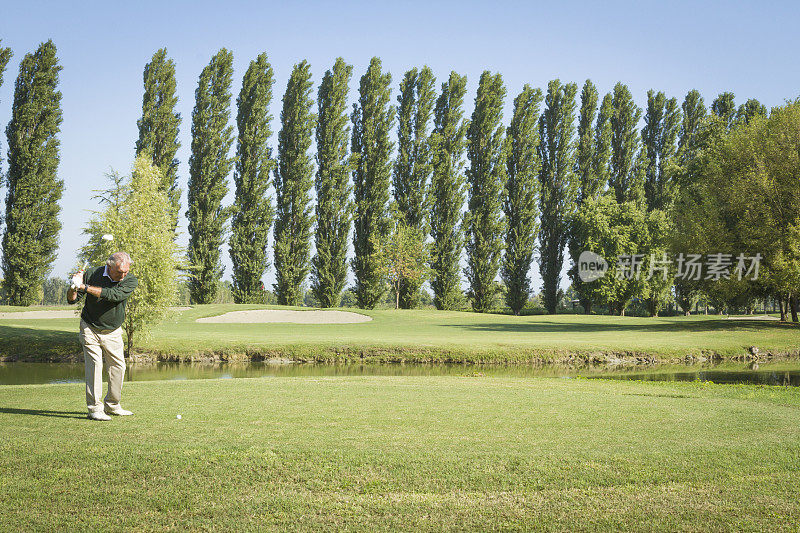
70,234,114,289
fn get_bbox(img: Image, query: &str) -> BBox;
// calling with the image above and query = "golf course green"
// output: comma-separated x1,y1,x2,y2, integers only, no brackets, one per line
1,375,798,530
0,304,798,363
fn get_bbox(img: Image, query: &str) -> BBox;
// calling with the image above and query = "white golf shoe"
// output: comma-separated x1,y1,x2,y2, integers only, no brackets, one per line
88,410,112,421
105,407,133,416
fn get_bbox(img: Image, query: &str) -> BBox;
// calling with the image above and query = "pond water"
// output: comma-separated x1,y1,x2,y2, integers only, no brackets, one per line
1,361,800,386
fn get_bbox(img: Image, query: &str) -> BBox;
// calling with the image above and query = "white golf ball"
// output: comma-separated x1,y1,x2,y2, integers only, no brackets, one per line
176,414,182,420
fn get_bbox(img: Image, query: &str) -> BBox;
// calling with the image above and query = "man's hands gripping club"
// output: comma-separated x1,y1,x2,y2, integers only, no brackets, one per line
70,269,85,291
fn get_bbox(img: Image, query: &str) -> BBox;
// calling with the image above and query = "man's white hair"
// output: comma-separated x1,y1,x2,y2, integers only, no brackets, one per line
106,251,132,267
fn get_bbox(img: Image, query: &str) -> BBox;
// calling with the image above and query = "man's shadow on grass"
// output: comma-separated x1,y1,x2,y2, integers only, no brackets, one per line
0,407,86,419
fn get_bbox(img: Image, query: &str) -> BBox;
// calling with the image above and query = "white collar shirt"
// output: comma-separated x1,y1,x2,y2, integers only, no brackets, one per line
102,266,117,283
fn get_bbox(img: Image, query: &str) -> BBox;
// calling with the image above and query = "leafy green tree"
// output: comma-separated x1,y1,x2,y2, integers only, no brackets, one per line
351,57,394,309
609,82,643,204
502,84,542,315
675,100,800,321
711,92,736,131
537,79,578,314
312,58,353,308
230,53,275,303
377,215,430,310
83,155,182,354
273,60,316,306
428,72,468,310
465,71,506,313
135,48,182,228
674,110,757,316
2,40,63,306
394,66,436,308
570,195,650,315
186,49,235,304
641,208,674,316
735,98,767,126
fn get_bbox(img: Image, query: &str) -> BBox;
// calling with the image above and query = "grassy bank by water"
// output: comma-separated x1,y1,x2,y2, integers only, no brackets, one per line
1,375,798,531
1,304,798,363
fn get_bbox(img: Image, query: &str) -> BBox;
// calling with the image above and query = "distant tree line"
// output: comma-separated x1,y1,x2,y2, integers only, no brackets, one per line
1,42,797,321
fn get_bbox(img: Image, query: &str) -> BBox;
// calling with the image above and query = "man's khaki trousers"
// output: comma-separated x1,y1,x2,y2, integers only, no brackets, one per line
79,319,125,413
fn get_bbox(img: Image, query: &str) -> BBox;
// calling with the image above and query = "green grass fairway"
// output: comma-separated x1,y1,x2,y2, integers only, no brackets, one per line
1,376,798,530
1,304,798,362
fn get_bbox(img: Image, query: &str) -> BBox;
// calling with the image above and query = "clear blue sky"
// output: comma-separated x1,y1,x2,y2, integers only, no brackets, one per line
1,0,798,291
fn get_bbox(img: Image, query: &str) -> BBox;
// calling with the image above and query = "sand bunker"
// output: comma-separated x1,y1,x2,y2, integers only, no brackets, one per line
0,310,77,320
197,309,372,324
725,315,779,321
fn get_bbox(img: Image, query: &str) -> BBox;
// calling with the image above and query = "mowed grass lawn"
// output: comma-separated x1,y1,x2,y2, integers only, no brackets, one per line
1,304,798,361
1,376,798,531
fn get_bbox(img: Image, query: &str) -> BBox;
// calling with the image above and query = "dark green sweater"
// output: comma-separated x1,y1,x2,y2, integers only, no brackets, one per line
72,265,138,330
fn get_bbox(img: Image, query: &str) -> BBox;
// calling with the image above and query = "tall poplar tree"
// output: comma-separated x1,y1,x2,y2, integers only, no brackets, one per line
642,90,664,204
230,53,275,303
735,98,767,126
135,48,182,227
186,49,235,303
465,71,506,312
568,80,602,314
677,89,706,166
393,66,436,308
351,57,394,309
2,41,63,306
642,90,680,211
0,41,11,183
673,90,707,313
0,40,10,87
592,92,613,190
537,79,578,314
575,80,600,204
311,58,353,308
502,84,542,315
609,82,643,204
711,91,736,130
273,61,316,306
641,91,681,316
428,72,468,310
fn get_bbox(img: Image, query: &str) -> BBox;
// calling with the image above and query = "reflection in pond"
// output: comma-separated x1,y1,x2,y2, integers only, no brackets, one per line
588,369,800,387
1,361,800,386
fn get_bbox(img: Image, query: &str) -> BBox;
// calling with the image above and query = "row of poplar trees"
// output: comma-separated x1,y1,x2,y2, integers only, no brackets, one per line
148,48,768,313
137,48,544,311
0,41,771,313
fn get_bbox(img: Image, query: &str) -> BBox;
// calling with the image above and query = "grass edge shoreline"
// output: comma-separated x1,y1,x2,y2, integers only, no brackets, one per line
3,344,797,366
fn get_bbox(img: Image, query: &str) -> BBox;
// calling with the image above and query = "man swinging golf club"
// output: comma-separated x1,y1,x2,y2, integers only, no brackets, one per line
68,248,138,421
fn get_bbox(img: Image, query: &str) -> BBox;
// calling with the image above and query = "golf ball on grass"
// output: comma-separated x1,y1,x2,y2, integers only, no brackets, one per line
176,414,182,420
